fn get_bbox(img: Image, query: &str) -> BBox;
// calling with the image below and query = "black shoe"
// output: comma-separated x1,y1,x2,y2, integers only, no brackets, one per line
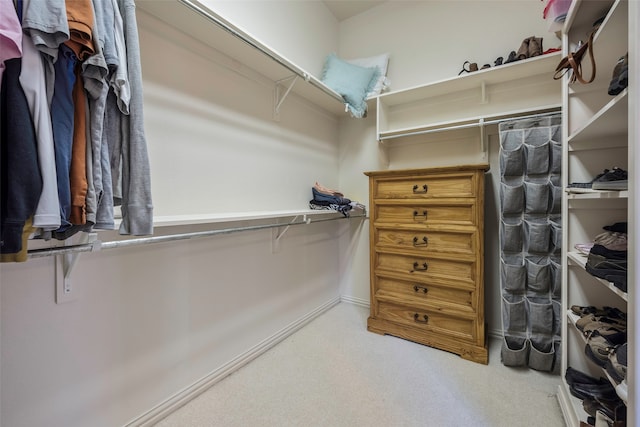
605,343,627,384
565,367,608,387
608,54,628,96
592,167,628,190
582,396,626,422
585,253,627,289
570,381,618,400
504,51,518,64
589,244,628,261
567,169,610,190
603,222,627,233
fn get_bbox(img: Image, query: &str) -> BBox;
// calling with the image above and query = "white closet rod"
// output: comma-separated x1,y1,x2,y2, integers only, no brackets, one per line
28,214,366,259
379,108,562,141
178,0,344,103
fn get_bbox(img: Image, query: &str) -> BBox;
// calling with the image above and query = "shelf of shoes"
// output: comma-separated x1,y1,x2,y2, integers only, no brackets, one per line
567,252,628,301
567,311,627,405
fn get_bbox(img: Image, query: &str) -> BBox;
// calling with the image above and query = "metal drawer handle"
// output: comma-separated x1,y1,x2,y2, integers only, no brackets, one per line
413,210,427,219
413,313,429,323
412,236,428,246
412,184,428,193
411,262,428,272
413,285,428,294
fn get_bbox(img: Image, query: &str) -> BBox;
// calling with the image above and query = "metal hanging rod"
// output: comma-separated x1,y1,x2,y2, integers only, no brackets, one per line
27,213,366,259
177,0,344,104
379,108,562,141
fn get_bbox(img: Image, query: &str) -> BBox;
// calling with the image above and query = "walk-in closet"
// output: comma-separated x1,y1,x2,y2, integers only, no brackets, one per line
1,1,636,426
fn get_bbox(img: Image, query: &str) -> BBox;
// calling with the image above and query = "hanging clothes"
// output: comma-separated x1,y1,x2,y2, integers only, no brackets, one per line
0,0,154,262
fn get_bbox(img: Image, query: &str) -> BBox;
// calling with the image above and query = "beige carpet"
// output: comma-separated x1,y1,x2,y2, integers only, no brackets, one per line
155,303,565,427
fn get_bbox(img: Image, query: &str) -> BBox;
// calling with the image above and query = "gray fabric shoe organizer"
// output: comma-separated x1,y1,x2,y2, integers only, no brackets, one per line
498,114,562,373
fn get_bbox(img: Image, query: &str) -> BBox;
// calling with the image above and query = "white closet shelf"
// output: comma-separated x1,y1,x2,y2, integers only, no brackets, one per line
151,209,352,227
376,52,562,141
567,252,628,301
136,0,348,116
568,90,628,143
565,189,629,200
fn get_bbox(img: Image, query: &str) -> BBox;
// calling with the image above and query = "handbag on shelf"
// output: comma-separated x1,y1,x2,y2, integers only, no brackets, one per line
553,31,596,84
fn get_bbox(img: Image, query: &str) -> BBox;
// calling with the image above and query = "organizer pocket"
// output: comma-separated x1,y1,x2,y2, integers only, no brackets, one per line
500,182,524,214
553,339,562,374
527,297,553,335
501,335,530,367
524,141,550,175
552,300,562,337
549,182,562,214
524,181,550,214
525,257,550,294
501,255,526,293
528,337,554,372
502,295,527,333
501,220,523,253
550,140,562,174
500,145,524,177
549,218,562,253
550,259,562,299
499,127,523,151
524,220,550,254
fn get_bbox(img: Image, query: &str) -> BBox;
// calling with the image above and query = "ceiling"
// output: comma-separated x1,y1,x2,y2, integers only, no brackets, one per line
322,0,386,21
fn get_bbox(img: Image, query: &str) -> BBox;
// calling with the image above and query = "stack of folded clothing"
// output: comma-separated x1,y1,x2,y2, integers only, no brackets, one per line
567,305,628,426
582,222,628,292
309,182,364,217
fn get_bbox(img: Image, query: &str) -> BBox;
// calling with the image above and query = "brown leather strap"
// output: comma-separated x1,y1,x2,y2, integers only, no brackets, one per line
553,31,596,84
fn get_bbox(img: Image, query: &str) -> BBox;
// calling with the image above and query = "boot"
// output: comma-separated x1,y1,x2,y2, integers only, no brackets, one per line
516,37,531,60
529,37,543,57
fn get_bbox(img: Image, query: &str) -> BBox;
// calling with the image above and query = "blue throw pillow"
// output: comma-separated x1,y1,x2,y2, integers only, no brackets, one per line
321,53,380,118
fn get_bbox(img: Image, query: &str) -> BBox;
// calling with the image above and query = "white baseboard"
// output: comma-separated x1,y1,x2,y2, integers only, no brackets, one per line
125,296,341,427
340,295,369,308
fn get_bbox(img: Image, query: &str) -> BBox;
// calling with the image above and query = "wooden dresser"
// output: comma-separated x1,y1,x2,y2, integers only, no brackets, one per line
364,164,489,364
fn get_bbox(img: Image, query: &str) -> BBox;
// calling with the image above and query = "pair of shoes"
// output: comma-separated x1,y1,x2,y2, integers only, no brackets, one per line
504,50,518,64
565,367,608,388
516,36,543,60
571,305,626,320
585,252,628,291
593,231,628,251
608,53,628,96
585,330,626,367
576,312,626,333
591,167,628,190
570,378,618,400
567,169,610,191
590,244,627,261
582,396,626,424
605,343,627,384
585,252,627,284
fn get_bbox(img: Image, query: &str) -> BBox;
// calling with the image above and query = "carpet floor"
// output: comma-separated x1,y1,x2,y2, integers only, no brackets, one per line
155,302,565,427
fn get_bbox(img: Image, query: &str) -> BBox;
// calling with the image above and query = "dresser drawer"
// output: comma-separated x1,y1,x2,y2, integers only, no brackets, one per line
376,301,475,341
373,173,476,199
374,203,476,226
375,275,475,311
374,227,476,255
375,252,474,282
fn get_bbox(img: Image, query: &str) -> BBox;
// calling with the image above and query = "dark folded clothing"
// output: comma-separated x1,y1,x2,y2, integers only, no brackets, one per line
312,187,351,205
